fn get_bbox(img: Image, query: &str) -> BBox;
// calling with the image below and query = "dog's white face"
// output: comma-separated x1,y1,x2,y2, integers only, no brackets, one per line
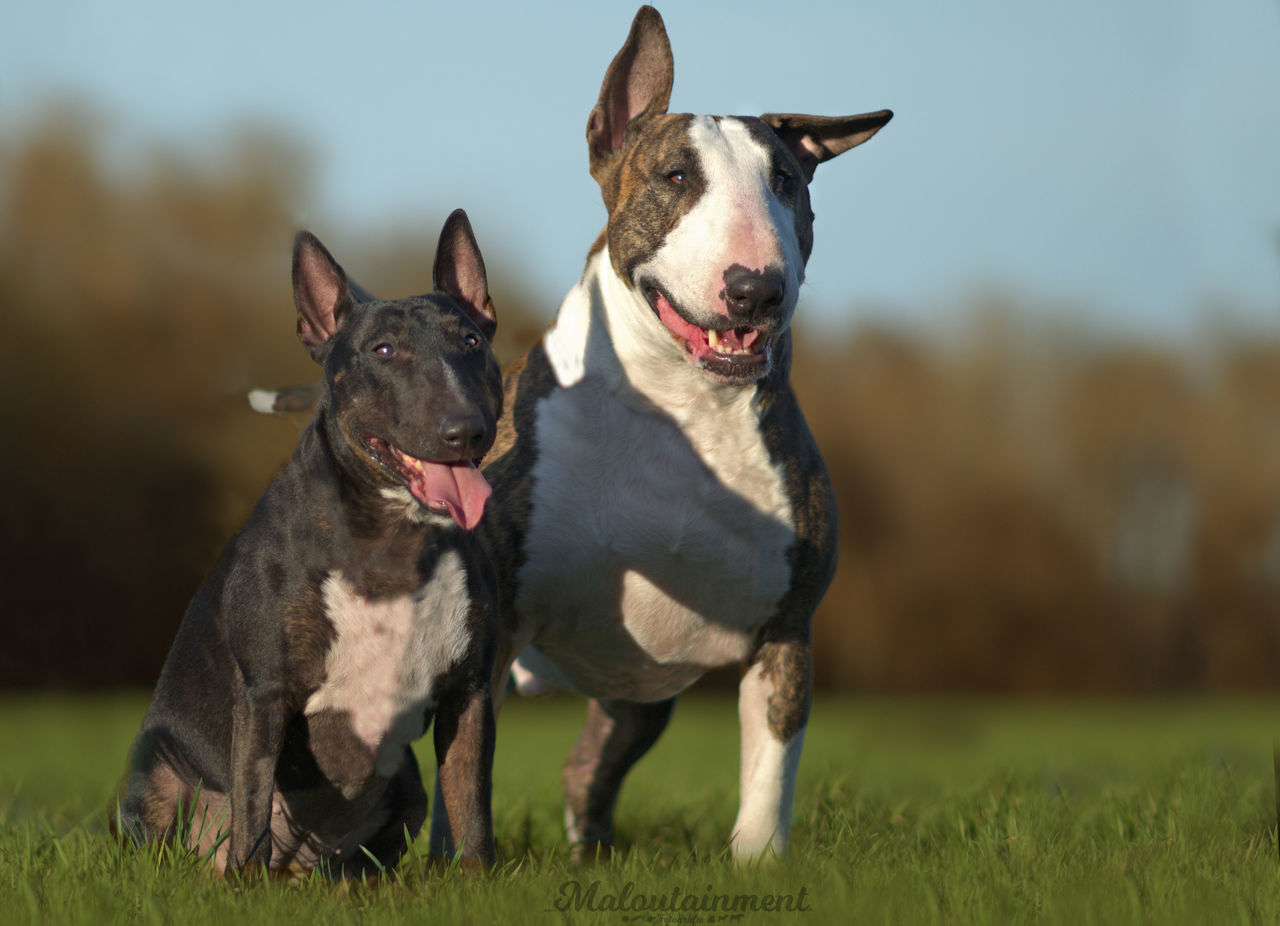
598,112,816,386
584,7,889,389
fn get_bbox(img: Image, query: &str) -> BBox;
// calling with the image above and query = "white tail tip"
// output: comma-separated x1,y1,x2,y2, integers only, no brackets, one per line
247,389,279,414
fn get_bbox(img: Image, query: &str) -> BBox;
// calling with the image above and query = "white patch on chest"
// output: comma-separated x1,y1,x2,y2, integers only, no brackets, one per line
517,255,795,701
305,552,472,775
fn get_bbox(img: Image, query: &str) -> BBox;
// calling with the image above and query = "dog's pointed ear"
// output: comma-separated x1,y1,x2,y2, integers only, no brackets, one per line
587,6,674,183
293,231,353,362
761,110,893,183
433,209,497,341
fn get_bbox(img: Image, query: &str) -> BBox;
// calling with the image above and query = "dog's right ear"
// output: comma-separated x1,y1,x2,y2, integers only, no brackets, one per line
292,231,352,362
433,209,497,341
762,110,894,183
587,5,673,186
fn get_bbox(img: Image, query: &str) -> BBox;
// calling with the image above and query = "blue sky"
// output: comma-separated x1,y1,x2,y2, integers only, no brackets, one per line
3,0,1279,336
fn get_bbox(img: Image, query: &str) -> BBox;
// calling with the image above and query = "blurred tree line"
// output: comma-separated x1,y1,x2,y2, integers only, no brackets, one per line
2,109,1278,691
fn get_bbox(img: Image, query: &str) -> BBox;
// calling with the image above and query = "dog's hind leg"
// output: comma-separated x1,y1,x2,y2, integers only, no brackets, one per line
116,729,198,844
561,696,675,861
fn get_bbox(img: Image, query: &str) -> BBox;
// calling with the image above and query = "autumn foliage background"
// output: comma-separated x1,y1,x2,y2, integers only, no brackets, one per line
3,109,1279,693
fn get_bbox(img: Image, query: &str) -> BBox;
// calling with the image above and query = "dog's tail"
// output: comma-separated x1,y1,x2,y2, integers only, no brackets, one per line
248,383,322,415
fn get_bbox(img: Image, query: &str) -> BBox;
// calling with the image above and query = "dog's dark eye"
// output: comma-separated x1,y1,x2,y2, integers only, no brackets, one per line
667,169,687,185
772,167,794,193
373,343,395,357
463,332,480,348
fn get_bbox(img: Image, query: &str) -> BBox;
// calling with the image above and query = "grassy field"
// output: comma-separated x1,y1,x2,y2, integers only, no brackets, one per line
1,692,1278,924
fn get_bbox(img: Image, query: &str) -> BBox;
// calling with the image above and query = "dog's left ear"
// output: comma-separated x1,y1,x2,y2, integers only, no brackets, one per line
761,110,893,183
293,231,353,362
433,209,497,341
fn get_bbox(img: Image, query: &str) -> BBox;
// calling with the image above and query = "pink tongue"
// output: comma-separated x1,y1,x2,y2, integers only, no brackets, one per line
407,461,492,530
653,291,715,362
653,291,761,360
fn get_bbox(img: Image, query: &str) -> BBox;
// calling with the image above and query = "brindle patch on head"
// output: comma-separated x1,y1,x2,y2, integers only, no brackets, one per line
597,112,703,284
737,116,816,263
595,112,819,323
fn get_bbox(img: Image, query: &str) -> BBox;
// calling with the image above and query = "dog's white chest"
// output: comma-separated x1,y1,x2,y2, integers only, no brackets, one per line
305,553,471,774
517,315,795,700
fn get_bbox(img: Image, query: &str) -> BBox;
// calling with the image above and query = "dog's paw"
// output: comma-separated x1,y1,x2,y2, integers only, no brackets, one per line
569,841,613,865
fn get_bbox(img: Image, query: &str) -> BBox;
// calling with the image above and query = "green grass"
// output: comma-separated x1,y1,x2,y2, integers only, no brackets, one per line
1,693,1279,924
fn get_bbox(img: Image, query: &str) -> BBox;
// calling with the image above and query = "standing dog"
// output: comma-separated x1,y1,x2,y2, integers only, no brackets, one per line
478,7,891,859
119,210,502,876
250,6,891,862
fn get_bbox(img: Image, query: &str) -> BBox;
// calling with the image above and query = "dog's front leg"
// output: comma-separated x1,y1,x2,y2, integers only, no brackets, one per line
227,684,286,873
431,686,496,869
732,637,810,859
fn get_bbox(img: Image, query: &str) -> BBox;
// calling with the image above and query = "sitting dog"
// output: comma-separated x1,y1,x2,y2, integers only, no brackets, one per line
118,209,502,877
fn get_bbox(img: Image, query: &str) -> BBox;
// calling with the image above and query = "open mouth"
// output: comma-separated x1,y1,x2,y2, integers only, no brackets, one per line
644,285,772,384
365,435,492,530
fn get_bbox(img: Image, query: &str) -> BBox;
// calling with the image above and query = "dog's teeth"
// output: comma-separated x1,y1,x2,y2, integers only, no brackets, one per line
708,328,720,348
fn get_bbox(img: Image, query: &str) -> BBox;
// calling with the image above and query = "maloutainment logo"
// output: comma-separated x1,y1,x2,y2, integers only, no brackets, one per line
551,879,812,921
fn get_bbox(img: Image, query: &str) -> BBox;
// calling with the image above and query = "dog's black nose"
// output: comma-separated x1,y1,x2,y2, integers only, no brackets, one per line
722,266,785,322
440,413,489,456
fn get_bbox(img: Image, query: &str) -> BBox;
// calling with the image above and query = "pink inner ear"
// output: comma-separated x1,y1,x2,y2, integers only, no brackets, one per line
799,136,825,160
627,42,670,118
452,260,486,311
597,10,672,156
442,254,483,313
605,65,647,151
435,227,494,331
296,251,343,345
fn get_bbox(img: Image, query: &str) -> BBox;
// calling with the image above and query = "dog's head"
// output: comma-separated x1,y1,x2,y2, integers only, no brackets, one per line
292,210,503,530
589,6,891,386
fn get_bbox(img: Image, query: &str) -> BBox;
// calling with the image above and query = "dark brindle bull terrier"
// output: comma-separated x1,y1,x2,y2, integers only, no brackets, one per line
118,210,503,877
251,6,891,862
